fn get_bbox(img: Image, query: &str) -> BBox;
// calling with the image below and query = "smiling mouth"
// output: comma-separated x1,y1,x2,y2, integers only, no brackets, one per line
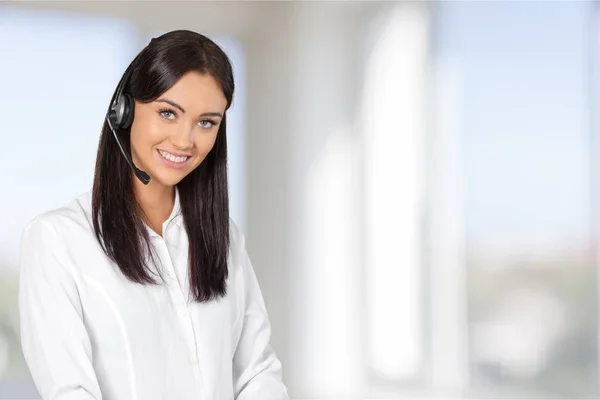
157,149,190,163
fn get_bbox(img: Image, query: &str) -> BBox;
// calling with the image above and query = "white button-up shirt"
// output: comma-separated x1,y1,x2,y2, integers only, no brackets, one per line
18,189,289,400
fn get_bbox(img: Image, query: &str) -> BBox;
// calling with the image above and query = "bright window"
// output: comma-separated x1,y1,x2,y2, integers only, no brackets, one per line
0,5,139,398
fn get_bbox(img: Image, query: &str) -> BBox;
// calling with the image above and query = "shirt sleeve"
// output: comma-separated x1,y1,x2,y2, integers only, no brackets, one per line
232,229,290,400
19,218,103,400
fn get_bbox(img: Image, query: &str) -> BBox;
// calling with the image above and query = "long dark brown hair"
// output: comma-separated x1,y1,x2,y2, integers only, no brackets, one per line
92,30,234,302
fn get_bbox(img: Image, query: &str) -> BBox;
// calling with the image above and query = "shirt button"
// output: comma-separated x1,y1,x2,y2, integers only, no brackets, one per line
189,355,198,365
179,309,189,318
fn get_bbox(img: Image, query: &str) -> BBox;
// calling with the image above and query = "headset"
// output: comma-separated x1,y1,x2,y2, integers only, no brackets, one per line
105,54,151,185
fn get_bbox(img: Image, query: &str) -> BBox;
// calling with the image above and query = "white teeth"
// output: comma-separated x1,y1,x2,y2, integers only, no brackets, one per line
159,150,188,163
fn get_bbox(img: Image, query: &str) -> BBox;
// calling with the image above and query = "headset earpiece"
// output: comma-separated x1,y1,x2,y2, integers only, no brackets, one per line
105,45,151,185
107,61,135,129
109,92,134,129
119,93,134,128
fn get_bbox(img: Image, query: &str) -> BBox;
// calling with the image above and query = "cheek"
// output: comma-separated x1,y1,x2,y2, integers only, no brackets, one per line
130,119,166,148
195,134,218,153
129,126,143,152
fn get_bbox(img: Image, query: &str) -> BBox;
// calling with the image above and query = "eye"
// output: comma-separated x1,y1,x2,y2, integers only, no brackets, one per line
198,119,217,129
158,108,177,120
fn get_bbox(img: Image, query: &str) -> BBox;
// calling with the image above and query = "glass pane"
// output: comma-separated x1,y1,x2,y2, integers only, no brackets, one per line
434,1,597,397
0,5,139,398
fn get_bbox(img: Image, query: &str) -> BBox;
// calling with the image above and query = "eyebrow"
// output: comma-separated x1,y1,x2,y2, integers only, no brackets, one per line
155,98,223,119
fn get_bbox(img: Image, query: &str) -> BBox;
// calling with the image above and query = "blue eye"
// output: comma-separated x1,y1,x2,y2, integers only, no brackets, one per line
159,108,176,120
198,119,216,129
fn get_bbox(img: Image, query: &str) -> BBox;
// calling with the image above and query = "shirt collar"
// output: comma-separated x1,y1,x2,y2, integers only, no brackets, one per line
145,187,184,238
170,186,184,227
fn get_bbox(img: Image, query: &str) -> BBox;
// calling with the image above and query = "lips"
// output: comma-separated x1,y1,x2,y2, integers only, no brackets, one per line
156,149,191,169
158,149,191,158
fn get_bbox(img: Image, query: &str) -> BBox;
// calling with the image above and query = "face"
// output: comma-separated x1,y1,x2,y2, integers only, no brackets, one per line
129,71,228,189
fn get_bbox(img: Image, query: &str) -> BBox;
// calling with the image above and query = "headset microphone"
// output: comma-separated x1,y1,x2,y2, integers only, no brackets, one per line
106,60,151,185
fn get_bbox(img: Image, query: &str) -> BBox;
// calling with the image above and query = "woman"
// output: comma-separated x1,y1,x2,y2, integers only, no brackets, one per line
19,30,289,400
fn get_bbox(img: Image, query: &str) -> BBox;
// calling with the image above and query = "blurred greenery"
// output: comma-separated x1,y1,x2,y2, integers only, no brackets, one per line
0,267,27,379
467,247,598,398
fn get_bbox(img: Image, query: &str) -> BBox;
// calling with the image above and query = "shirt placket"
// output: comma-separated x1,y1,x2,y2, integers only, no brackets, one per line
154,235,206,399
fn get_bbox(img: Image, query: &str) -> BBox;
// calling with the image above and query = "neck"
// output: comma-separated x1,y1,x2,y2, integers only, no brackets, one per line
132,175,175,235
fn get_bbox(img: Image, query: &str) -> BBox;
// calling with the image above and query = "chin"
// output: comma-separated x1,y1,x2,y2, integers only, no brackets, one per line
139,164,185,186
151,172,189,188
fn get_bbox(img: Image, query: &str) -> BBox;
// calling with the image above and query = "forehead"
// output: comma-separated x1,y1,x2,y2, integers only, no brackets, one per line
160,71,227,111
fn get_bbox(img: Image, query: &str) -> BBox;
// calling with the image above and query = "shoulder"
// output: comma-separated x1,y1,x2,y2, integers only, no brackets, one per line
227,217,247,265
228,217,246,247
21,190,94,252
228,217,257,281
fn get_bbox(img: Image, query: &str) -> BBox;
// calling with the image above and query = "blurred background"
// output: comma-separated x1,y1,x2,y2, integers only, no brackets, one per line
0,0,598,399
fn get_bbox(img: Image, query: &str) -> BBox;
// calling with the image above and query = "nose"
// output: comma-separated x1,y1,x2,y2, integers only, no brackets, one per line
170,124,194,150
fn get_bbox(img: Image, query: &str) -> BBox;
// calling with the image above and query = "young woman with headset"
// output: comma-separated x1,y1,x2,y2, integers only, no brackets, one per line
18,30,289,400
